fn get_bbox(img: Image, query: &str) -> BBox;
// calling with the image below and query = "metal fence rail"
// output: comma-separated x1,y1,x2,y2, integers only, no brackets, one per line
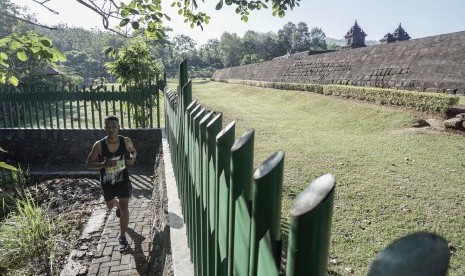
165,59,450,276
0,77,164,129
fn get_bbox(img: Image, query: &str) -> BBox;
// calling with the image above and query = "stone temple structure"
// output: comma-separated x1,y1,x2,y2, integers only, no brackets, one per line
212,30,465,95
381,24,411,44
344,20,367,48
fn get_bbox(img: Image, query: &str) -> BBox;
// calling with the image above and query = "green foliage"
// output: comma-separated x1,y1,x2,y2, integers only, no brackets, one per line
0,162,16,172
36,26,128,85
212,79,459,112
0,189,63,275
323,85,459,112
105,38,163,86
277,22,327,54
104,38,163,126
112,0,300,38
0,32,66,86
240,54,263,65
1,166,31,219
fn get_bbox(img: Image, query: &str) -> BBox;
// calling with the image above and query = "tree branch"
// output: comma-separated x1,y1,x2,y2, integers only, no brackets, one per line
1,12,57,30
31,0,59,15
75,0,128,37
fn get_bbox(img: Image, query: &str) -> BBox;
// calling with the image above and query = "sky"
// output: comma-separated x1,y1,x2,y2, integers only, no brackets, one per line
14,0,465,46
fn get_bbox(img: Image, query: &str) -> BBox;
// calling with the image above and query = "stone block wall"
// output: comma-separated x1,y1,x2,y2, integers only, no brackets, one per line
212,31,465,94
0,128,162,168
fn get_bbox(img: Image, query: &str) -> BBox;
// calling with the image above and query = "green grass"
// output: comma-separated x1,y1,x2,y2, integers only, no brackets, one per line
188,81,465,275
0,189,65,275
459,95,465,106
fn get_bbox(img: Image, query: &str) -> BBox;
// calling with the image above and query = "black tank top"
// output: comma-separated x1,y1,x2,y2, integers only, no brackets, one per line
98,135,129,186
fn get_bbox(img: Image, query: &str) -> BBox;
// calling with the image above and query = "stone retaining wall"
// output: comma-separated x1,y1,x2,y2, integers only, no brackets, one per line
0,128,162,169
212,31,465,94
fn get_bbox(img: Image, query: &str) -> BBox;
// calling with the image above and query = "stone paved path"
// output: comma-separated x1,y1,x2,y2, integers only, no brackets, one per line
88,173,154,276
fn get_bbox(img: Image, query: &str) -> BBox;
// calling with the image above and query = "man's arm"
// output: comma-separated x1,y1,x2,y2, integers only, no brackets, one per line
85,141,106,169
124,137,137,166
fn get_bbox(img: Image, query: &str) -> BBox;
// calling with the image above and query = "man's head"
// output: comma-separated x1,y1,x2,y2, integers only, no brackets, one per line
104,114,120,136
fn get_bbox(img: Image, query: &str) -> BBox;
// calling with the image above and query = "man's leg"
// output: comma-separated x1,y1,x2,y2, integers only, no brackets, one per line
118,197,130,236
105,198,120,210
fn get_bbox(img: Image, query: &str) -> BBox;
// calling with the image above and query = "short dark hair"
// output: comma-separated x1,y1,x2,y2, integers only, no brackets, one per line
104,114,119,124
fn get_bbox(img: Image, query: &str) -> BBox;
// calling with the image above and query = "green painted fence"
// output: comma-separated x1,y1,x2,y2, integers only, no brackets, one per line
165,59,450,276
165,60,337,276
0,76,164,129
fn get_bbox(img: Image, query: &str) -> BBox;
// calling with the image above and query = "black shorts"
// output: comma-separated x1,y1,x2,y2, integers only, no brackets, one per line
101,179,132,202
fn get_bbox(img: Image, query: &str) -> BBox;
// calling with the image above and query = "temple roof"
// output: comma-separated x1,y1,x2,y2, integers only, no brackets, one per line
344,20,367,38
393,23,411,41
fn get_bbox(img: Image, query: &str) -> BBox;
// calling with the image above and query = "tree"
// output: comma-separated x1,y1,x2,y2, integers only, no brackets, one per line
13,0,301,38
198,39,222,69
240,54,262,65
219,32,243,68
261,31,287,59
0,32,66,86
104,37,163,86
3,0,302,84
293,22,310,52
104,37,163,125
277,22,327,54
278,22,296,54
0,0,65,86
309,27,327,51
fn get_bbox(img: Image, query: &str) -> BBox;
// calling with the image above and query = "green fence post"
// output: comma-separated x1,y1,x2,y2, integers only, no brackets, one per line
368,232,450,276
177,81,193,223
90,86,95,129
156,74,160,128
111,85,116,116
229,129,255,276
28,86,33,128
249,150,285,276
183,100,198,251
200,112,214,276
286,174,336,276
188,104,202,265
193,107,206,276
215,121,235,276
117,85,123,129
179,59,189,92
148,79,153,128
39,88,45,128
54,86,59,129
127,86,131,129
104,85,109,116
83,86,88,129
206,113,223,275
35,87,40,128
19,87,26,128
97,87,102,129
76,86,81,129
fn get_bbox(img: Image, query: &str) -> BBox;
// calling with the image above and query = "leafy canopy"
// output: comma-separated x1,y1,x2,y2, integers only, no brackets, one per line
104,38,163,86
69,0,301,37
0,33,66,86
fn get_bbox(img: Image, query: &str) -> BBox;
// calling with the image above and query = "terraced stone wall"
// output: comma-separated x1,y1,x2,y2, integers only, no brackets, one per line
212,31,465,94
0,128,162,167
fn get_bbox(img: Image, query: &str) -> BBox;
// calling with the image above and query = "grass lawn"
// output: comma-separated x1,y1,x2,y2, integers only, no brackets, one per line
187,80,465,275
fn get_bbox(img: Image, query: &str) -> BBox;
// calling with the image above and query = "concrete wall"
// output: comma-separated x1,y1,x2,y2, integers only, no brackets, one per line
212,31,465,94
0,128,162,168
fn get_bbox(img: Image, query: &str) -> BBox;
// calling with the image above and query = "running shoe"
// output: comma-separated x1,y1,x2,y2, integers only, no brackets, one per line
118,235,128,251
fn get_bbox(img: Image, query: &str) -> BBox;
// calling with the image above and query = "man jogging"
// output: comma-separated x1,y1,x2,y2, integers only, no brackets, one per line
86,115,136,251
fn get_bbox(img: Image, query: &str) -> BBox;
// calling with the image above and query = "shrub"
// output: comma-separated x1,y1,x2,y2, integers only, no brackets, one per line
212,79,459,113
1,166,31,219
0,189,64,275
323,85,459,112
